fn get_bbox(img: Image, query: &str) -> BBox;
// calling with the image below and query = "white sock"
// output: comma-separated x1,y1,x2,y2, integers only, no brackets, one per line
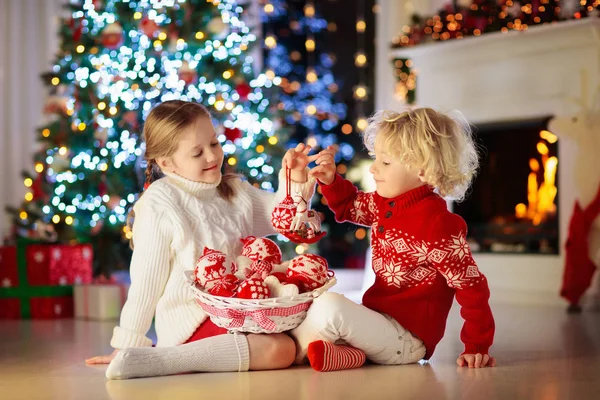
105,333,250,380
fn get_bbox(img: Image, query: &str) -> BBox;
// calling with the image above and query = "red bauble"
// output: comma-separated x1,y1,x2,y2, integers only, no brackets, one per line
194,247,236,290
140,16,159,38
178,61,197,85
271,196,297,233
287,254,330,293
236,82,252,100
224,127,242,142
240,236,282,264
235,279,270,299
101,23,123,49
207,274,239,297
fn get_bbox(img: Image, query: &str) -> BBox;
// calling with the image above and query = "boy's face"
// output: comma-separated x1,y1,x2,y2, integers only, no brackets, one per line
368,135,425,198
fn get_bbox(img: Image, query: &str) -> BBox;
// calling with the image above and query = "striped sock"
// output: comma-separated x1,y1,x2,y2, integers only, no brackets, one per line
307,341,366,372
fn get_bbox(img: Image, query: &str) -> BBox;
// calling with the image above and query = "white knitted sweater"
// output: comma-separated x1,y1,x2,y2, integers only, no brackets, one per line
111,169,315,349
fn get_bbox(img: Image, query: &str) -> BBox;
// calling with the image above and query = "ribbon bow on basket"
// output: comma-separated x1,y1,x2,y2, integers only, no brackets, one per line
271,167,326,244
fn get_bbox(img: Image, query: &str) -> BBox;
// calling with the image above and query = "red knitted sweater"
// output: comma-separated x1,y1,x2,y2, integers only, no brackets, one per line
320,175,495,358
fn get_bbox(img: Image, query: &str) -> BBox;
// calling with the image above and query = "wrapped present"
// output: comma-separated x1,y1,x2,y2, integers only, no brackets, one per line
0,246,18,288
26,243,93,286
0,239,93,319
74,276,129,320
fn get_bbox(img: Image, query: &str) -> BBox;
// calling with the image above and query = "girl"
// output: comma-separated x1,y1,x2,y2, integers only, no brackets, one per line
86,100,317,379
291,108,496,371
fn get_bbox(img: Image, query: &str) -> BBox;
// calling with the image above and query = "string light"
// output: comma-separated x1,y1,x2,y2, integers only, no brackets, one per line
305,38,315,52
24,178,33,187
265,35,277,49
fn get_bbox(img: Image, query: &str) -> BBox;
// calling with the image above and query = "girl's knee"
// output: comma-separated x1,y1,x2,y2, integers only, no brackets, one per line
268,334,296,369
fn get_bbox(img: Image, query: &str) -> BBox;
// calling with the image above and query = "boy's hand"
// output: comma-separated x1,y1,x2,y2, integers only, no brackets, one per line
86,349,120,365
309,146,337,185
456,353,496,368
282,143,313,183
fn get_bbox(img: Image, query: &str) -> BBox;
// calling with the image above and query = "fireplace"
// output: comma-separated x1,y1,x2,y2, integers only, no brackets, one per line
453,118,559,254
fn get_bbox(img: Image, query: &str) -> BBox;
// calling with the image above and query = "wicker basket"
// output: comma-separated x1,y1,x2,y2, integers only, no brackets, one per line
184,270,337,334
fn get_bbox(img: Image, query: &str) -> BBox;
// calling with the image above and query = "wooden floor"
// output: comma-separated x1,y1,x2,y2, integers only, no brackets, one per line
1,296,599,400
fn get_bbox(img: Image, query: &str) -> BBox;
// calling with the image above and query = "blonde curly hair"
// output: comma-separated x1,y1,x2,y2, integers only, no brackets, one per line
362,108,478,201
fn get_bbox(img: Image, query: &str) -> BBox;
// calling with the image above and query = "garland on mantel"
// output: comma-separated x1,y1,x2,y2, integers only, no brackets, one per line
393,0,599,48
391,0,599,104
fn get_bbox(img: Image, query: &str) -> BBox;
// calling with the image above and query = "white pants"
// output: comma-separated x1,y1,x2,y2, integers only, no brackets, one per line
290,292,426,365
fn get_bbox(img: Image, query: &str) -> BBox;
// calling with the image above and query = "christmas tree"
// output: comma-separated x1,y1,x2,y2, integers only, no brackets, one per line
7,0,288,276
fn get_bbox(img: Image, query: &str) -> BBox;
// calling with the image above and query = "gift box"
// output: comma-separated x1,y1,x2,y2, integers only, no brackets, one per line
74,278,129,320
26,243,93,286
0,239,92,319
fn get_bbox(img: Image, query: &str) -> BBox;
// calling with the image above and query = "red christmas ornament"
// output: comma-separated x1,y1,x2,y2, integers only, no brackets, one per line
207,274,239,297
287,254,331,293
224,127,242,142
140,16,159,38
560,184,600,307
31,173,46,201
178,61,197,85
271,168,326,244
69,18,83,42
240,236,282,264
235,278,270,299
194,247,236,290
101,23,123,49
236,81,252,101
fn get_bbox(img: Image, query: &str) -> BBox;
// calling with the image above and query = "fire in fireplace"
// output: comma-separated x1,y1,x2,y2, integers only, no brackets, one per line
453,118,559,254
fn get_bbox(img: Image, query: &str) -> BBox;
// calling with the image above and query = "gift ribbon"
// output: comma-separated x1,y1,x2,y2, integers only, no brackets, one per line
197,301,310,331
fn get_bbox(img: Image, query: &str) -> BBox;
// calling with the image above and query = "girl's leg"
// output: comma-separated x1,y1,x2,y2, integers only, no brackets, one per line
290,292,426,367
105,333,295,380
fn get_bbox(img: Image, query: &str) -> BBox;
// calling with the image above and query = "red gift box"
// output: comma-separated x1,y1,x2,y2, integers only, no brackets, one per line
0,240,92,319
26,244,93,286
0,246,18,288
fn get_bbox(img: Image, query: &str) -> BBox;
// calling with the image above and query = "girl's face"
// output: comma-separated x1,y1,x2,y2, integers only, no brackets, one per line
159,117,224,183
368,134,425,198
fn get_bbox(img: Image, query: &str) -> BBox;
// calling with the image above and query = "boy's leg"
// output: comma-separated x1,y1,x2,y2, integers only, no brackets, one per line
290,292,426,365
106,332,295,380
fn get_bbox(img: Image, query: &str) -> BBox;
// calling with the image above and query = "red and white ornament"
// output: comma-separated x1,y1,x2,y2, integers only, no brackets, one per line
101,23,123,49
178,61,197,85
271,196,297,233
287,254,330,292
194,247,236,290
240,236,282,264
207,274,239,297
235,278,270,299
140,16,159,38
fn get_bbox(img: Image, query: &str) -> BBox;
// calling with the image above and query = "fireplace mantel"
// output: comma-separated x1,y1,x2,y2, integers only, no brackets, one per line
372,16,600,305
388,19,600,124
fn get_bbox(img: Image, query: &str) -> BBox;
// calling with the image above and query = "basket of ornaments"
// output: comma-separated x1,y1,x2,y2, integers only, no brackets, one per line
186,236,336,334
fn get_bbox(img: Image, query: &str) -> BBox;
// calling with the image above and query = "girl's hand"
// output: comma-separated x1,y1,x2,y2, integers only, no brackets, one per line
309,146,337,185
283,143,314,171
86,349,120,365
283,143,314,183
456,353,496,368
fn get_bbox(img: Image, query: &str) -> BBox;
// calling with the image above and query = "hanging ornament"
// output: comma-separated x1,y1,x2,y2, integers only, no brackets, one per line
207,17,230,40
94,127,109,146
106,196,122,211
43,95,68,115
69,17,83,42
31,173,46,202
235,80,252,101
35,221,58,242
101,23,123,49
271,168,326,244
121,111,139,130
140,16,159,38
224,127,242,142
178,61,197,85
